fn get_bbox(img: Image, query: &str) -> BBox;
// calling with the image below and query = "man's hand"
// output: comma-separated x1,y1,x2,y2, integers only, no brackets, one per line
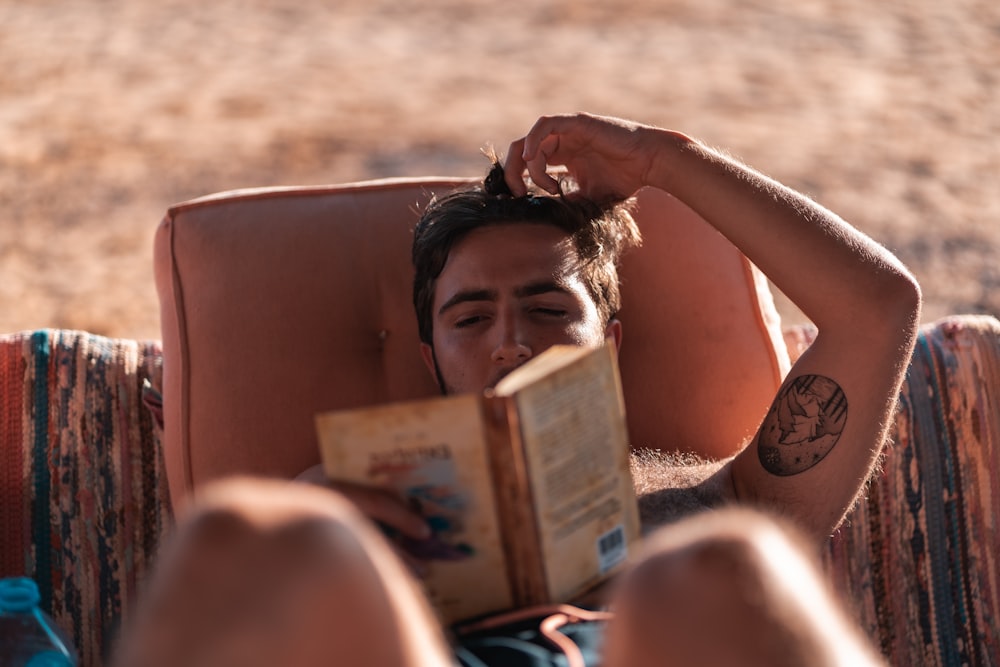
503,112,679,203
296,464,431,543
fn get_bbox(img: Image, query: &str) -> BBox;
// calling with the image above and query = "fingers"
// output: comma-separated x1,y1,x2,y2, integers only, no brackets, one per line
331,482,431,577
503,137,560,196
503,114,574,196
503,137,530,196
520,114,573,162
526,135,562,194
327,480,432,542
296,471,432,577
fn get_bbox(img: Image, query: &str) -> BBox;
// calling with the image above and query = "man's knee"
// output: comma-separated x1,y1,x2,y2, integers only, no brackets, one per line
115,478,450,667
622,507,819,613
605,508,883,667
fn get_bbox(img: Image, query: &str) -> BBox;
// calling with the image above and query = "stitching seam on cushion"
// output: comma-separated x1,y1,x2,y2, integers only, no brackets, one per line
167,178,477,217
166,213,195,495
739,256,786,390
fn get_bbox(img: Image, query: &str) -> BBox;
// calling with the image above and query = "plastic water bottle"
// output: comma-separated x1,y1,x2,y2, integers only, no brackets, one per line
0,577,77,666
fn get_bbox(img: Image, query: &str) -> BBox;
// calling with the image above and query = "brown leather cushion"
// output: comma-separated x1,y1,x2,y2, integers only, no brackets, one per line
155,178,790,510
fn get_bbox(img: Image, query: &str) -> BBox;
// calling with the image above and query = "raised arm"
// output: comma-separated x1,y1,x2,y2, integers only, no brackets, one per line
505,113,922,542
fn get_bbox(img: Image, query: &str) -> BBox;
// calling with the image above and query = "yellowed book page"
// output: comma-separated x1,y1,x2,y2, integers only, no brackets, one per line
510,344,640,601
315,394,513,624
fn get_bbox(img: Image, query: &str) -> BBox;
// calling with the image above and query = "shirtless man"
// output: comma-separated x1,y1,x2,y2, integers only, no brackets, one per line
115,113,920,666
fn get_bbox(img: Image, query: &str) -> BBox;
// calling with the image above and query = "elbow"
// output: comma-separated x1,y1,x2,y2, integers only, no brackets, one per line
889,269,923,339
867,264,923,342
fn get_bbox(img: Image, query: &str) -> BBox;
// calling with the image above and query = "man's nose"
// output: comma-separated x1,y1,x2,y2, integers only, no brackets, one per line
490,314,531,364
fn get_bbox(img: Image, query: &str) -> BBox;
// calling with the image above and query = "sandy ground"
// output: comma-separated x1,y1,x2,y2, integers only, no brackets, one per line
1,0,997,341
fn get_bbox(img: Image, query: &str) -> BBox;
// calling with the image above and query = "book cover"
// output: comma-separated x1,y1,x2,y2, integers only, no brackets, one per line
315,343,639,624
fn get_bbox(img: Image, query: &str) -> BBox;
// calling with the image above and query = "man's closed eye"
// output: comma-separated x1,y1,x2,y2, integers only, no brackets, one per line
454,315,488,328
530,307,568,318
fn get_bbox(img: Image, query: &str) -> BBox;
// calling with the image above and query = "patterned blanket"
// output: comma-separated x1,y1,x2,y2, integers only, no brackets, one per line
0,330,170,667
0,318,997,666
825,315,1000,666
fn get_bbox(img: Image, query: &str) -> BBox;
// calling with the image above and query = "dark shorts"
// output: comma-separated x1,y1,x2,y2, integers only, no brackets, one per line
453,608,608,667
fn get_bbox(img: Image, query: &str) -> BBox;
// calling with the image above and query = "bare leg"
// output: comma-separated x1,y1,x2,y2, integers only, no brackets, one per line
113,477,453,667
603,508,884,667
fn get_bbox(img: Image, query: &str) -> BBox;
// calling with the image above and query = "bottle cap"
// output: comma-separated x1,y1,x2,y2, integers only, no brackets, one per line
26,651,75,667
0,577,41,613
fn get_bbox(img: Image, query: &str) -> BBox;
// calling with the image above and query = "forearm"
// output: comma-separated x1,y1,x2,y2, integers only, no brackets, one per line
639,129,920,332
637,128,921,541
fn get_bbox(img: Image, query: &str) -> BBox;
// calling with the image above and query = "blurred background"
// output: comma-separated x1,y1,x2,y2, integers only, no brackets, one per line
1,0,997,340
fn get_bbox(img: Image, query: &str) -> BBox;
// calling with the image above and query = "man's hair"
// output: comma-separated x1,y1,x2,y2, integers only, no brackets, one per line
412,160,642,344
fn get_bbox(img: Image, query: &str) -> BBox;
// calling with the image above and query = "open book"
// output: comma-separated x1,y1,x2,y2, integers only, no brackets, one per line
315,343,639,625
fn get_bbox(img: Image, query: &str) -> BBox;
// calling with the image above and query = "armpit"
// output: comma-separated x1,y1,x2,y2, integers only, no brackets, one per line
629,449,732,531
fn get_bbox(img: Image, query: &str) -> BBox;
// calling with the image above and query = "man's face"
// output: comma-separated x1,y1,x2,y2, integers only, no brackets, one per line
420,222,621,394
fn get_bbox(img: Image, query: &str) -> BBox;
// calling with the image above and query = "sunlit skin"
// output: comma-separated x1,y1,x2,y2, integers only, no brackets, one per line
217,113,914,667
419,223,621,395
295,111,919,553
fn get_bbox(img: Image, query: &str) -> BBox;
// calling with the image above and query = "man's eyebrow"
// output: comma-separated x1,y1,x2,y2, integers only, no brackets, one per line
515,280,572,299
437,289,497,316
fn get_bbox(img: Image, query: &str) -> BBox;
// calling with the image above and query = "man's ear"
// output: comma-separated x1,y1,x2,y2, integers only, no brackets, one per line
605,318,623,352
419,342,442,388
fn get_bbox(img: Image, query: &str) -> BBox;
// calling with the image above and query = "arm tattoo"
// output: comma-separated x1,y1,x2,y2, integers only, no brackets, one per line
758,374,848,476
